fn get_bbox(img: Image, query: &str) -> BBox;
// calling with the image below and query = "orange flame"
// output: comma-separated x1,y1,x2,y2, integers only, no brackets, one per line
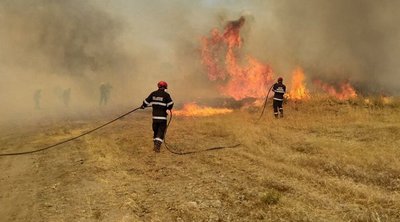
287,67,310,100
174,103,233,117
313,79,357,100
201,16,274,100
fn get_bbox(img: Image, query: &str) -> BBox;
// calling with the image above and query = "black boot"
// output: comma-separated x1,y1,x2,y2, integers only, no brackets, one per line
274,113,279,119
153,141,158,152
153,140,161,153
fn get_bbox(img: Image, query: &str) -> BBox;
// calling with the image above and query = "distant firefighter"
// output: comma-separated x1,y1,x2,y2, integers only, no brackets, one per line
99,83,112,106
62,88,71,107
33,89,42,109
141,81,174,153
272,77,286,118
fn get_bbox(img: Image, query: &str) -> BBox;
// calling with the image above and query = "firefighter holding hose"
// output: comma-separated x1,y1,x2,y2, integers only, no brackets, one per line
272,77,286,118
141,81,174,153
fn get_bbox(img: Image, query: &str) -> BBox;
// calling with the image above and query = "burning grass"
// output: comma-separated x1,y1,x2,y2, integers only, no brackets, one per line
312,79,357,100
174,102,233,117
201,16,274,100
200,16,364,104
287,67,310,100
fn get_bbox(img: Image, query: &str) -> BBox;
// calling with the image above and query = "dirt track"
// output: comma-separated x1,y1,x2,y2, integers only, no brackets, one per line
1,104,400,221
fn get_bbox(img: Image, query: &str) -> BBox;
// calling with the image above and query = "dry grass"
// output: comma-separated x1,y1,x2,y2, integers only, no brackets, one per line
1,97,400,221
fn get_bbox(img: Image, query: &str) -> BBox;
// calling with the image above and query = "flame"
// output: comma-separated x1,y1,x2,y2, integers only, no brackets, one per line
287,67,310,100
313,79,357,100
174,103,233,117
201,16,274,100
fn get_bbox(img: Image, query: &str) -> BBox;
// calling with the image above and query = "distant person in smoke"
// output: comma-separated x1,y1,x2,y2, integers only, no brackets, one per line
99,82,112,106
141,81,174,153
272,77,286,118
62,88,71,107
34,89,42,109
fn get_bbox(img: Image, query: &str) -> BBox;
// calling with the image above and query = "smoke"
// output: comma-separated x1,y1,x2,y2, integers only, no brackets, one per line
0,0,138,123
1,0,399,124
126,0,400,96
0,0,131,76
246,0,400,94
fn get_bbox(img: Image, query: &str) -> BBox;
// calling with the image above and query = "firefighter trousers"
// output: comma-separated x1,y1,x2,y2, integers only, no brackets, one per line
273,100,283,115
152,120,167,143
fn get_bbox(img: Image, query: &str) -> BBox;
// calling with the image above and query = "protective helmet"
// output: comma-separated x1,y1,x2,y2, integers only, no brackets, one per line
277,77,283,82
157,81,168,89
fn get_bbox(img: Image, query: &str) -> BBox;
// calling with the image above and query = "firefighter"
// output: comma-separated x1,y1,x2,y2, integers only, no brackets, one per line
141,81,174,153
99,82,112,106
272,77,286,118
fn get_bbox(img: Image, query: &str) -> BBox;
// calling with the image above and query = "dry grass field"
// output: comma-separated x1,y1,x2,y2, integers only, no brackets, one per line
1,97,400,221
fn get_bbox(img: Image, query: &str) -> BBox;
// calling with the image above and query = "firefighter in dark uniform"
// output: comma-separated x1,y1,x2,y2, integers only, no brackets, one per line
141,81,174,153
272,77,286,118
99,82,112,106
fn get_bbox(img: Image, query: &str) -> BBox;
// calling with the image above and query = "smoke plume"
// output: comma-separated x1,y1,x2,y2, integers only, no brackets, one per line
246,0,400,94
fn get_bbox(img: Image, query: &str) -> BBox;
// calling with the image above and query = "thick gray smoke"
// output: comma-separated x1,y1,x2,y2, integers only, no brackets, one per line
247,0,400,94
1,0,126,75
1,0,399,124
0,0,139,123
0,0,134,79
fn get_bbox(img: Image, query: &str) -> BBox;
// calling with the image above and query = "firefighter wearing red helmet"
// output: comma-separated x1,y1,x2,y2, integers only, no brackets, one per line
272,77,286,118
141,81,174,153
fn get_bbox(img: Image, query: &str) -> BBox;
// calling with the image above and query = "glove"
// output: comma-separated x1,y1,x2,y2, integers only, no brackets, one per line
140,105,145,109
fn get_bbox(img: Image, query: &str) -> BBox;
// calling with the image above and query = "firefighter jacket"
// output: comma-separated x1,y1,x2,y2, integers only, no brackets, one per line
272,82,286,101
142,89,174,121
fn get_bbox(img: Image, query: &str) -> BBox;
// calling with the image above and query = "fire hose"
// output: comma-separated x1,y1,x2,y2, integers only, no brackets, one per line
0,107,240,157
0,107,142,157
163,110,241,155
258,84,274,120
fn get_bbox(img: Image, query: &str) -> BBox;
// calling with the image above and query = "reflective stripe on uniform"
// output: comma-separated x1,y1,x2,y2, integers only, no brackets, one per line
279,108,283,110
150,102,167,106
144,99,150,105
167,101,174,106
152,116,167,120
273,98,283,101
154,138,163,142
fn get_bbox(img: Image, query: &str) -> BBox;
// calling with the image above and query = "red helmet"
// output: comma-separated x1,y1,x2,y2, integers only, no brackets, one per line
277,77,283,82
157,81,168,89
